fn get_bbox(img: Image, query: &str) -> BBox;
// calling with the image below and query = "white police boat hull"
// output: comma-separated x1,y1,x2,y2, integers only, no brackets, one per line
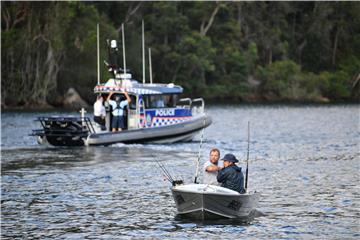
33,113,211,146
85,114,211,145
171,184,259,220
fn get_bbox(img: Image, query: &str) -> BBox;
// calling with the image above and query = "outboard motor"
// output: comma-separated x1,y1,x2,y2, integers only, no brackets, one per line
32,116,94,146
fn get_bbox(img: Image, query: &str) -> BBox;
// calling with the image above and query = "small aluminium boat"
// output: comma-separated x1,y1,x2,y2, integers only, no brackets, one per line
166,123,259,221
171,183,259,220
32,23,211,146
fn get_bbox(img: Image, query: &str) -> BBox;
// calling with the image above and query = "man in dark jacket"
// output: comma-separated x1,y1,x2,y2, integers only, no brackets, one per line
217,153,245,193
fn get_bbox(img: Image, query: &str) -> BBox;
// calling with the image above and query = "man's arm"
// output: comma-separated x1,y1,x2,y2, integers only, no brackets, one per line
217,168,228,183
107,91,114,101
124,91,131,103
206,165,221,172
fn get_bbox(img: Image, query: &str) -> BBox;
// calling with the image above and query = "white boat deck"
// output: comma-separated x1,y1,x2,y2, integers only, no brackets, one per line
173,184,241,196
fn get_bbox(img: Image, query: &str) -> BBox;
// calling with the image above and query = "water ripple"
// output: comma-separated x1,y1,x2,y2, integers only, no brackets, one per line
1,105,359,239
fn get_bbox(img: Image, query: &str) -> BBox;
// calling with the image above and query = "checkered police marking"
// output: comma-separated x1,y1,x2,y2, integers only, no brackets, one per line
151,117,192,127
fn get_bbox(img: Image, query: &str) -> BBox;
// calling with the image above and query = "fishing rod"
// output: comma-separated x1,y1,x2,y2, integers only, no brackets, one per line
155,158,174,183
194,119,206,183
154,155,184,186
245,121,250,190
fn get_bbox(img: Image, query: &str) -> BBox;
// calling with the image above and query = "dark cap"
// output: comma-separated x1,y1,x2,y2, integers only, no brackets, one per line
221,153,239,163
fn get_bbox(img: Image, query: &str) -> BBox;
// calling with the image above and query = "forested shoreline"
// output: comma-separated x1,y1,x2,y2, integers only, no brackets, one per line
2,1,359,109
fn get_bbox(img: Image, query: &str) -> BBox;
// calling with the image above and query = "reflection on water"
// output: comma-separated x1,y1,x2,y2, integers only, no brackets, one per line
1,105,359,239
174,209,265,225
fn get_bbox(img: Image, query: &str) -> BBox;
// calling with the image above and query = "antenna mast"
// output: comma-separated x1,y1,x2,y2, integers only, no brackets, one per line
122,23,126,75
97,23,100,85
142,20,145,84
149,48,153,84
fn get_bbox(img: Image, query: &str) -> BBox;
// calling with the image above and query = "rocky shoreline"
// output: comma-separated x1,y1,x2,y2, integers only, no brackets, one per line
3,95,357,112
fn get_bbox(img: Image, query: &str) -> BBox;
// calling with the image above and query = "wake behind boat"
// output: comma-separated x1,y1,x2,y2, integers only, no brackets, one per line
31,22,211,146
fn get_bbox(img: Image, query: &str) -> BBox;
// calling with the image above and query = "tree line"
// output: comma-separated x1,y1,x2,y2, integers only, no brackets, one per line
2,1,359,109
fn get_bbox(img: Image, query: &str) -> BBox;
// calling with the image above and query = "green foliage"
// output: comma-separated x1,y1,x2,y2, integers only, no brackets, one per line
174,31,215,93
338,54,360,80
318,71,351,99
245,42,259,75
256,60,299,97
57,2,117,102
1,1,358,108
256,60,353,101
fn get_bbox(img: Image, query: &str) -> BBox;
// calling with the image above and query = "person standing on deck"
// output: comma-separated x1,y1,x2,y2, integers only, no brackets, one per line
93,95,106,130
107,91,131,132
217,153,245,193
203,148,223,185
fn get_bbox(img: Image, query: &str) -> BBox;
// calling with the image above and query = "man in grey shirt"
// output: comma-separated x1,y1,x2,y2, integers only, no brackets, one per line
203,148,223,185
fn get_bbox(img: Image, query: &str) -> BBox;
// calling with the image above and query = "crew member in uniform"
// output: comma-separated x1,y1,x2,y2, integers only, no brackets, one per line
107,91,131,132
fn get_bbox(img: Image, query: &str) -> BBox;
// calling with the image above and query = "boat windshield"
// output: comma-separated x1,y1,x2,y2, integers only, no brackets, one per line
145,94,178,109
129,95,137,109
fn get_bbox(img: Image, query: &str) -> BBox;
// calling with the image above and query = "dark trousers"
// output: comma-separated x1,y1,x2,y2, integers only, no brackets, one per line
111,115,125,129
94,116,106,129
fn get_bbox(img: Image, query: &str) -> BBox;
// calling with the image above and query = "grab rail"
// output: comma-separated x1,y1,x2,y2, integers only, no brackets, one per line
177,98,192,108
191,98,205,115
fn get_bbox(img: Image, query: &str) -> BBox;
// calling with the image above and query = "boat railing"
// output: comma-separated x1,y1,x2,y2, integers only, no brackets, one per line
191,98,205,115
177,98,192,108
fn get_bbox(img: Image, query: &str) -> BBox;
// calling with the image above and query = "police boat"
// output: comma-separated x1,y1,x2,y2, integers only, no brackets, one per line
32,23,212,147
